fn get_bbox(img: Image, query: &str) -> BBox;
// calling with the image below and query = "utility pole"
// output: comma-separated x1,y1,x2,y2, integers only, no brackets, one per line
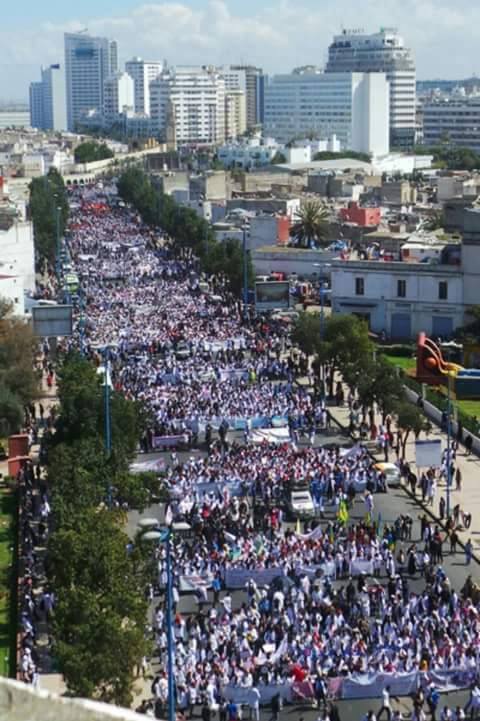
103,352,112,508
242,223,248,320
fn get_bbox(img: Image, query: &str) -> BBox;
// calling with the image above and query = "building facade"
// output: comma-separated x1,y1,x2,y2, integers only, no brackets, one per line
325,28,416,150
29,64,67,131
64,32,118,131
331,259,463,339
125,57,164,115
423,99,480,152
29,83,44,129
229,65,264,128
224,90,247,140
150,67,225,146
264,69,389,156
103,72,134,125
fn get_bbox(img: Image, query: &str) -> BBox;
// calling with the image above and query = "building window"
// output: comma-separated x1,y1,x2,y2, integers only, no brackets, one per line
355,277,364,296
397,279,406,298
438,281,448,300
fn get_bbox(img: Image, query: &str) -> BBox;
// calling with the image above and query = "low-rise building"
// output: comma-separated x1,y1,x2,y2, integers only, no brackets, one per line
331,252,463,339
339,202,381,227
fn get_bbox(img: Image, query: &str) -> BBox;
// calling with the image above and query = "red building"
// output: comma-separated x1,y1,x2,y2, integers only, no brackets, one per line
339,202,381,227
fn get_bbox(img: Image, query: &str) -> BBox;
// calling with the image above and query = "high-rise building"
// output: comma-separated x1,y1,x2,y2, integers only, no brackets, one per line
29,82,44,129
64,32,118,131
125,57,164,115
228,65,264,128
325,28,416,150
423,98,480,152
225,90,247,140
150,66,225,146
264,68,390,157
29,64,67,132
103,72,134,125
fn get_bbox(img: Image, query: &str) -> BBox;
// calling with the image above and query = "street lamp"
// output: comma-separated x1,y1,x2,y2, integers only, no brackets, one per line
446,373,452,519
102,349,113,508
242,222,249,321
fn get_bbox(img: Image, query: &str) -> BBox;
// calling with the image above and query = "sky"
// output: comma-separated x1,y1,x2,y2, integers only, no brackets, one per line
1,0,480,102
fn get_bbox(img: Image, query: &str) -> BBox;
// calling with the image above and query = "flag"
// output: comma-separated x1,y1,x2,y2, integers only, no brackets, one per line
296,517,301,535
164,505,173,527
338,500,349,525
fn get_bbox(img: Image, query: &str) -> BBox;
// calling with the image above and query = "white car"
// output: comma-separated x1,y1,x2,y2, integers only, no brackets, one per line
288,489,315,518
374,462,401,488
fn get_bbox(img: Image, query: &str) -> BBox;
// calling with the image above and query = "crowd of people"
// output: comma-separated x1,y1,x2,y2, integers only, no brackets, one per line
17,182,480,718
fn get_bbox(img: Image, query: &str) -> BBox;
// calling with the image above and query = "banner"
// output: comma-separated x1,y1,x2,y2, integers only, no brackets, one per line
251,427,291,445
224,567,284,589
179,572,213,593
152,434,189,449
350,559,374,576
341,671,417,699
222,683,291,706
295,561,336,579
415,439,442,468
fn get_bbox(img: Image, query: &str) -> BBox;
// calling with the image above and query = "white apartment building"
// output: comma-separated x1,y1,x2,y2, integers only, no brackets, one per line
264,69,389,156
331,258,463,339
225,90,247,140
150,67,225,146
325,28,416,150
103,72,134,124
29,64,67,132
125,57,164,115
64,32,118,131
0,110,30,130
423,98,480,152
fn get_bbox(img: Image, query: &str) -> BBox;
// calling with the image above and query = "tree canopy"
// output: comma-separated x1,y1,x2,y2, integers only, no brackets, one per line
313,150,372,163
45,353,154,703
117,167,254,297
74,141,114,164
29,168,69,268
289,200,330,249
0,299,39,435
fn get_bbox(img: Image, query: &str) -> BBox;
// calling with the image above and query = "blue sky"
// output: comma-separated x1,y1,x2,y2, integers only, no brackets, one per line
2,0,480,102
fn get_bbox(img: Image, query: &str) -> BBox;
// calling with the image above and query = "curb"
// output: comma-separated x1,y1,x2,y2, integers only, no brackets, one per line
327,406,480,567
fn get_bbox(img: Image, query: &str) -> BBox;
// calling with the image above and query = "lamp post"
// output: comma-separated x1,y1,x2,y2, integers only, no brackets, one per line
446,373,452,519
103,350,112,508
54,204,61,282
160,526,175,721
242,222,249,321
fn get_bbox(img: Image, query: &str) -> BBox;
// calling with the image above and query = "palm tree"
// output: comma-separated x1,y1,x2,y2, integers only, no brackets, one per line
289,200,330,248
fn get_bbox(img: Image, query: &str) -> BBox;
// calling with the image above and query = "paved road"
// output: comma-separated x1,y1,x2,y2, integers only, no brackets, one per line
128,424,479,720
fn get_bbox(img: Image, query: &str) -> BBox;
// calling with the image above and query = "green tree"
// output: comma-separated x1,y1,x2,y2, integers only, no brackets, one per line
313,150,371,163
0,298,40,434
48,509,149,704
74,141,114,163
394,401,428,459
291,311,323,357
202,237,254,296
321,314,373,395
29,168,69,267
455,305,480,343
289,200,330,249
356,356,403,421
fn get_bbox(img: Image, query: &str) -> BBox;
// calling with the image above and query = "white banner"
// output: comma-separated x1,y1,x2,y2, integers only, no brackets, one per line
224,567,284,589
350,559,374,576
415,439,442,468
251,427,290,444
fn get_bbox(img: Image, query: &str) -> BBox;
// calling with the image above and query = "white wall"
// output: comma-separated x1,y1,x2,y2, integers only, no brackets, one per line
351,73,389,157
0,221,35,292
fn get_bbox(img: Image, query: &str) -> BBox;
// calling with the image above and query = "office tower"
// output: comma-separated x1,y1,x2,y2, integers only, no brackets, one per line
29,64,67,131
150,66,225,145
125,58,164,115
264,68,390,157
64,32,118,131
103,72,134,124
228,65,264,128
225,90,247,140
325,28,416,149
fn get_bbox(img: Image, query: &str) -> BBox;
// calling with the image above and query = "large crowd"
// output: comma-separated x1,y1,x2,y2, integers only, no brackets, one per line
16,183,480,719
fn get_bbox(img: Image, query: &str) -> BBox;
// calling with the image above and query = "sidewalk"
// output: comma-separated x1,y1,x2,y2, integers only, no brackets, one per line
328,396,480,560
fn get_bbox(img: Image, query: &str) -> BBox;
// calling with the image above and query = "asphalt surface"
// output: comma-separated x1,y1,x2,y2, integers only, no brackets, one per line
127,422,480,720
